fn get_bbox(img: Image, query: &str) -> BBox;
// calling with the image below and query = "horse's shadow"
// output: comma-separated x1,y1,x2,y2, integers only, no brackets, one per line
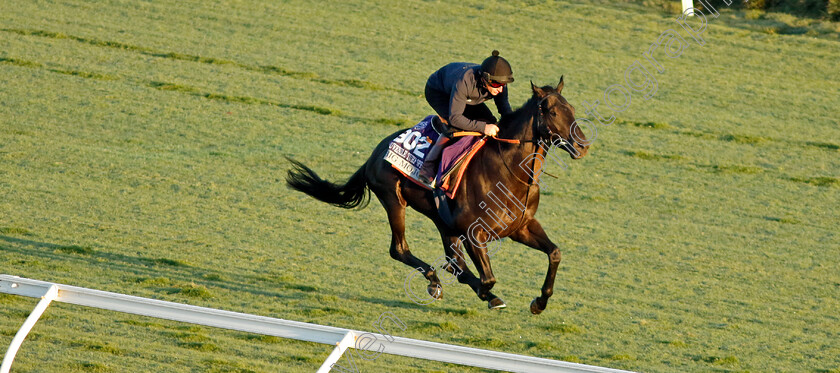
354,294,478,316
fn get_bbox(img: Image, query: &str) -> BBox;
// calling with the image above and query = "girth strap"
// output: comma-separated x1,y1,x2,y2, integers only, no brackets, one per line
434,189,456,228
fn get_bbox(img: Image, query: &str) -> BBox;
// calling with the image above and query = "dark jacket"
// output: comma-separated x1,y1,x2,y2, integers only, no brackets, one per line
425,63,513,133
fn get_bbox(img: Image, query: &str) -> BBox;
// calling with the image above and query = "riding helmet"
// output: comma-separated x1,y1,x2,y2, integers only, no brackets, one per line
480,50,514,84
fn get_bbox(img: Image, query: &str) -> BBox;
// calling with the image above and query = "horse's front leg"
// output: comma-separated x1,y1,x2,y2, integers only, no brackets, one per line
510,219,561,315
461,231,506,309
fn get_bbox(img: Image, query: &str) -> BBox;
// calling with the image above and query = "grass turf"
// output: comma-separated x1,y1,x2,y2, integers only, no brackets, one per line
1,0,838,372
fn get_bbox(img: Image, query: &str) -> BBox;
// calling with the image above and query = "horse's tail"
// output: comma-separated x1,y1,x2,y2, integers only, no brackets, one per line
285,157,370,209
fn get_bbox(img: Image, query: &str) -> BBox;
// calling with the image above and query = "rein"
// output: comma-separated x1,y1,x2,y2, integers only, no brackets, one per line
453,131,521,144
495,92,566,186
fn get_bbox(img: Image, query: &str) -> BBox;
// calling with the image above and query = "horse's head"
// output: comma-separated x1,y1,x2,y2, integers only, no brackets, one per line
531,77,589,159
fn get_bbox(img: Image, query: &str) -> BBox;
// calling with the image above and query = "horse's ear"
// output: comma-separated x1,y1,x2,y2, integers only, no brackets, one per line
556,75,565,93
531,80,546,97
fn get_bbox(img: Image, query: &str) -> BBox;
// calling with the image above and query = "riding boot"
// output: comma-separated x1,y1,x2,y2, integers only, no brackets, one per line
419,136,449,186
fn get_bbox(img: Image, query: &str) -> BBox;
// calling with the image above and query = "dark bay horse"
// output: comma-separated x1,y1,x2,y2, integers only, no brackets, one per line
287,79,589,314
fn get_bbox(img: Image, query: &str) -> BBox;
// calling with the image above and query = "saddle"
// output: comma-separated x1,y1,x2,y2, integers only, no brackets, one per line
433,135,487,198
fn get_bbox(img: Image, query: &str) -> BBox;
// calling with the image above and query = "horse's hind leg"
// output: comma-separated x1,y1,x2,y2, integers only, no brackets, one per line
510,219,561,315
375,192,442,301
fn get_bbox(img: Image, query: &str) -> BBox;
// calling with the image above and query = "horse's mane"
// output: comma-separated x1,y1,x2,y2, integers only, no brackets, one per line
498,90,542,133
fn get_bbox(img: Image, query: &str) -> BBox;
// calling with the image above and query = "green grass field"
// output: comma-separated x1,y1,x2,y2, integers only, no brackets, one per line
1,0,838,372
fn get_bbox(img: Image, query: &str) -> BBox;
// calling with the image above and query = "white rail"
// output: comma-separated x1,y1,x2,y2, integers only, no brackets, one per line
0,275,633,373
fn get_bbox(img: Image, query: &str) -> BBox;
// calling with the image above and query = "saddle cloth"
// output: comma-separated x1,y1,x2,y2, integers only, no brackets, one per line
384,115,486,198
383,115,441,183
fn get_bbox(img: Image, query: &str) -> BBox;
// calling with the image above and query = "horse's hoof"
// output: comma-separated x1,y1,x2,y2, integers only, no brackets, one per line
529,297,545,315
488,297,507,310
427,285,442,300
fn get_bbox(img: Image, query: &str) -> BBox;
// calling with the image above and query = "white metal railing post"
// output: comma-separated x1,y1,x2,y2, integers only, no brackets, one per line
1,284,59,373
317,331,356,373
682,0,694,15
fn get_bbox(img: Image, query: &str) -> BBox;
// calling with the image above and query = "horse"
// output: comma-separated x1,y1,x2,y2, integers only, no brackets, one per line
286,78,589,314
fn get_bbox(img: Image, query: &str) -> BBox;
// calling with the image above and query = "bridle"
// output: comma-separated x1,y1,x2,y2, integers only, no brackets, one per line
497,91,573,186
534,92,571,148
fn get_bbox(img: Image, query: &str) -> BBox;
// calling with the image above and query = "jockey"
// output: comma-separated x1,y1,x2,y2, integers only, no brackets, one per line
419,50,515,185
